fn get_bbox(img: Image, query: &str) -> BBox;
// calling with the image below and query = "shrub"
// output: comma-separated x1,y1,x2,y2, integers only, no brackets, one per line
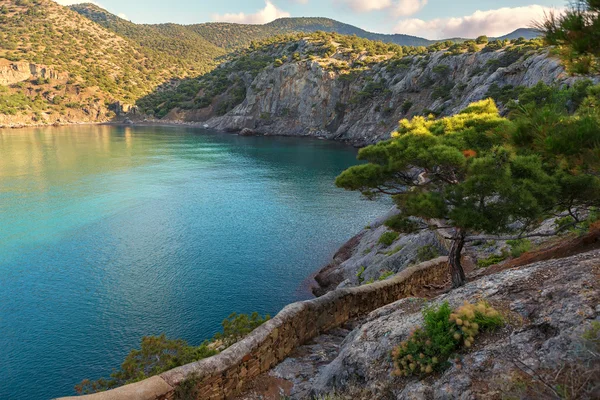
76,312,269,394
213,312,270,347
379,231,400,246
506,239,532,257
356,265,366,284
476,35,489,44
384,245,404,256
477,252,508,268
75,335,217,394
416,245,440,262
392,301,503,377
401,100,413,114
379,270,394,280
432,64,450,75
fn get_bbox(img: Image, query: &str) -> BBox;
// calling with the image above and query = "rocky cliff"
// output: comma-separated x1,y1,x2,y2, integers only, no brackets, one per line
0,59,67,86
163,39,583,146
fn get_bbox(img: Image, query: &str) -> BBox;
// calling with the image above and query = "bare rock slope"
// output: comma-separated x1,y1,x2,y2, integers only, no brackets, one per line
244,248,600,399
190,47,585,146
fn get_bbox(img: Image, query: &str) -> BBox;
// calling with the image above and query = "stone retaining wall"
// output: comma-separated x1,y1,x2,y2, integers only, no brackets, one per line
58,257,449,400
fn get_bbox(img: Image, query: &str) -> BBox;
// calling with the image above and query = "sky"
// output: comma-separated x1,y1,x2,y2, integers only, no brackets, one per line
55,0,566,39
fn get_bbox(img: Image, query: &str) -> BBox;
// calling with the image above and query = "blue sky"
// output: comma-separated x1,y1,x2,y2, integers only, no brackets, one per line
58,0,566,39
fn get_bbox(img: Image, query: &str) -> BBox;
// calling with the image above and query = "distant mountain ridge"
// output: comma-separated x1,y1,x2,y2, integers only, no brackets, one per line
69,3,539,50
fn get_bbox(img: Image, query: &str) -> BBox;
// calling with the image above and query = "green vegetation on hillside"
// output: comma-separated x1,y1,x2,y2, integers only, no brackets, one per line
0,0,190,100
0,0,224,122
69,3,225,75
70,10,434,51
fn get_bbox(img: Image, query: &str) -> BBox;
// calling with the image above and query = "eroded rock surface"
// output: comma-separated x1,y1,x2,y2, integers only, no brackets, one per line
313,209,449,296
182,48,595,146
242,249,600,399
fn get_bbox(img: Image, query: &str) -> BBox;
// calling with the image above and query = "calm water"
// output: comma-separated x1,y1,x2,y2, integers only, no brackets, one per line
0,125,390,400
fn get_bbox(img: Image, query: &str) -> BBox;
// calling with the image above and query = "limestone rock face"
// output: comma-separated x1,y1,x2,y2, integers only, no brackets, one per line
0,59,67,85
307,249,600,399
193,49,594,146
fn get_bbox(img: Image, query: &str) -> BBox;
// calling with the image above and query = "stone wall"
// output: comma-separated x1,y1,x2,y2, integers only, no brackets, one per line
57,257,449,400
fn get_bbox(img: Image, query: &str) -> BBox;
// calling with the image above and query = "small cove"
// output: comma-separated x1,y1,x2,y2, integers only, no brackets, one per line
0,125,390,400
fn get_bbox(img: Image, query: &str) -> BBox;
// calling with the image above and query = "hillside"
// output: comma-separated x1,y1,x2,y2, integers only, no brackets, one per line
0,0,223,127
70,4,540,51
69,5,434,49
70,4,540,52
136,32,569,145
496,28,540,41
68,3,225,74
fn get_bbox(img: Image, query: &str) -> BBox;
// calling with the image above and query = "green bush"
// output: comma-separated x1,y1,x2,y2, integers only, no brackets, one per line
76,312,269,394
476,35,489,44
378,270,394,280
384,245,404,256
432,64,450,75
477,252,508,268
356,265,366,284
75,335,217,394
401,100,413,114
379,231,400,246
392,301,503,377
416,245,440,262
506,239,532,257
213,312,270,347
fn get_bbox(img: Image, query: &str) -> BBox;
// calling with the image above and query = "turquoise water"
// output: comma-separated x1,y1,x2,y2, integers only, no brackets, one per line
0,126,390,400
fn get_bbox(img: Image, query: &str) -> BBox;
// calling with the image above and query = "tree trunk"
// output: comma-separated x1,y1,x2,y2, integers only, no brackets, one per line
449,229,466,288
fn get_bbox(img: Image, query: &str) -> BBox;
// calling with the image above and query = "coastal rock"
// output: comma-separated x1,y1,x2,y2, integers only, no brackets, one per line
239,128,258,136
313,208,448,295
177,48,598,146
253,249,599,399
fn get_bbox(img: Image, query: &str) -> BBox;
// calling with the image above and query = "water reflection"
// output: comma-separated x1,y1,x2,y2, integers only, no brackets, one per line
0,125,390,400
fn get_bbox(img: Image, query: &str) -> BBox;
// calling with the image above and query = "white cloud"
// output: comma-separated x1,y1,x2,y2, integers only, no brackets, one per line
394,5,558,39
118,13,128,20
212,1,290,24
337,0,427,17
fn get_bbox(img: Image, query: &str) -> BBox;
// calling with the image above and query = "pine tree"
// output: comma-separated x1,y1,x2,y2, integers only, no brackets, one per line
336,99,599,287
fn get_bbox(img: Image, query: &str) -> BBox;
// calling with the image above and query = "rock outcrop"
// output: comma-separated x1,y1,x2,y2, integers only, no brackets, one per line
0,59,67,86
248,248,600,399
313,208,449,296
172,47,591,146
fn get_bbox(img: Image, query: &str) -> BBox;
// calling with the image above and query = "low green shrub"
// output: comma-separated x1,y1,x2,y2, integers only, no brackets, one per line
378,270,394,280
384,245,404,256
477,252,508,268
76,311,270,394
416,245,439,262
392,301,503,377
506,239,532,257
379,231,400,246
356,265,366,284
213,312,270,347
